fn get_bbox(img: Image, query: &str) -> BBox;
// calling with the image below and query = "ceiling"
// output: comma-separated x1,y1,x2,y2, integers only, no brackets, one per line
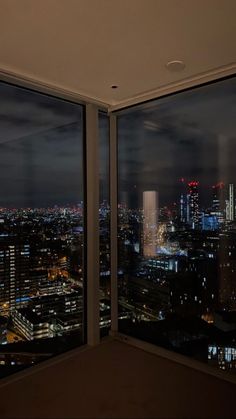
0,0,235,110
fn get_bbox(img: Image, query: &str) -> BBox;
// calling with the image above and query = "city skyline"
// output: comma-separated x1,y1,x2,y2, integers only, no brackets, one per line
0,178,235,210
118,76,236,207
0,77,236,207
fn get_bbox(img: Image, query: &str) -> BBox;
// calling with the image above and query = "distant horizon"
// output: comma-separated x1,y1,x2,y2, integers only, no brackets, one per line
1,77,236,206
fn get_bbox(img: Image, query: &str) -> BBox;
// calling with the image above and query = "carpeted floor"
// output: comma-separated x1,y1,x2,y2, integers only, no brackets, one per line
0,338,235,418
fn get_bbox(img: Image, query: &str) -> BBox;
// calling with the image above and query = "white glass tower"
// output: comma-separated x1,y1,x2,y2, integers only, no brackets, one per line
143,191,158,257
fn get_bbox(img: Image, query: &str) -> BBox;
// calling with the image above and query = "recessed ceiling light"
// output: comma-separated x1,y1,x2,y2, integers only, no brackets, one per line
111,85,118,89
166,60,185,72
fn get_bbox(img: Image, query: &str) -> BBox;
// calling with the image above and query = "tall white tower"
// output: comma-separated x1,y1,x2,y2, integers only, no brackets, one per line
143,191,158,257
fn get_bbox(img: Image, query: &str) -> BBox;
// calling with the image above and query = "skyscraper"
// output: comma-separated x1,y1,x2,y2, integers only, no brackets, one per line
226,199,230,220
0,237,31,316
179,178,187,223
229,183,234,221
188,181,199,229
180,194,185,222
211,182,224,224
143,191,158,257
212,182,224,211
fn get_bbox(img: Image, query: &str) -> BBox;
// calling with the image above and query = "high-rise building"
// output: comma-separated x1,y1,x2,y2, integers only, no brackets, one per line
179,178,187,223
201,212,219,231
143,191,158,257
0,236,31,316
180,194,185,222
212,182,224,210
186,194,190,223
225,199,230,220
229,183,234,221
187,181,199,229
211,182,225,224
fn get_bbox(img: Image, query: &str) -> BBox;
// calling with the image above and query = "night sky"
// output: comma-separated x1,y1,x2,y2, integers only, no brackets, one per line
118,76,236,208
0,82,85,207
0,76,235,208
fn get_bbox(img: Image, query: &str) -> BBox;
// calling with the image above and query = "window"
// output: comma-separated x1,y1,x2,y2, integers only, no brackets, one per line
99,112,110,335
117,76,236,374
0,82,84,378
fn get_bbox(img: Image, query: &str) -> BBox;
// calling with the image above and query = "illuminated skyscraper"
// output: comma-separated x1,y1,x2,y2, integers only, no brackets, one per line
188,181,199,229
229,183,234,221
211,182,224,223
212,182,224,211
0,237,30,315
143,191,158,257
186,194,190,223
226,199,230,220
180,194,185,222
179,178,187,223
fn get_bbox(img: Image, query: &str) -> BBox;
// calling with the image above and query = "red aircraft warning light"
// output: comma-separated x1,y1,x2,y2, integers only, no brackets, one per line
188,181,199,187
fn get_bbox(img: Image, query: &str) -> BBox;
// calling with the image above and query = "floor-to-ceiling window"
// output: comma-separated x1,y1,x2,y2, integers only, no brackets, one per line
99,111,110,335
117,76,236,374
0,82,85,378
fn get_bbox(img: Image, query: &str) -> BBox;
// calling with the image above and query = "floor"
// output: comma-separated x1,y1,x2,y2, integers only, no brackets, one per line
0,338,235,418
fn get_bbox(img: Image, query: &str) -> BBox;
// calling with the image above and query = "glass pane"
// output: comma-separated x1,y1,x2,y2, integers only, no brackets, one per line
99,112,110,336
118,76,236,374
0,82,84,378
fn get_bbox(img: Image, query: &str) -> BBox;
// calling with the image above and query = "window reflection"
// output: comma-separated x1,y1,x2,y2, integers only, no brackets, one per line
118,77,236,374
